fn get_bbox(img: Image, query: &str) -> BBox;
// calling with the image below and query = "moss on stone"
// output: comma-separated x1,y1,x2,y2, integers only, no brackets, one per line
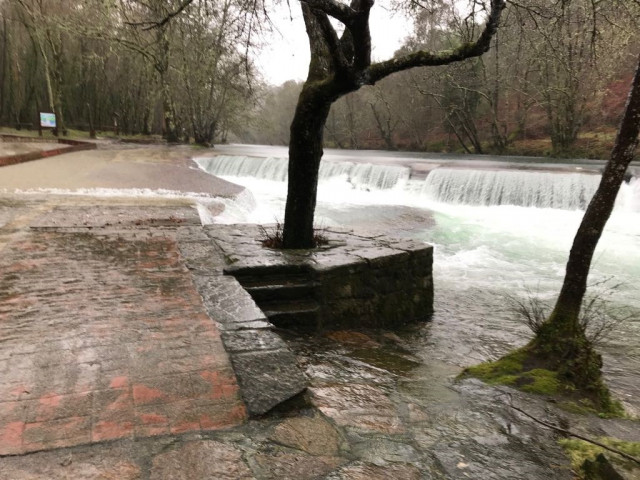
558,400,601,416
518,369,562,395
460,348,527,385
559,398,626,418
462,354,560,395
460,344,624,417
559,437,640,477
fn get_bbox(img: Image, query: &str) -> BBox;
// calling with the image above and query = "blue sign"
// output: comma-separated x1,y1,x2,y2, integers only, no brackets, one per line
40,112,56,128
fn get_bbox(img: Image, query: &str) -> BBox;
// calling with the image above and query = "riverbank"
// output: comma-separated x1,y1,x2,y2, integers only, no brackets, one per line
1,125,622,161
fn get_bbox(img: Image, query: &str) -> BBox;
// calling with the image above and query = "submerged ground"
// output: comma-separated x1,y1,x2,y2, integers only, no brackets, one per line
0,142,638,479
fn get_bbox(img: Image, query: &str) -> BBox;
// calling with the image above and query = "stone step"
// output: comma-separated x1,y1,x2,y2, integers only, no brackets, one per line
243,280,319,303
225,263,311,278
260,299,321,330
237,272,313,289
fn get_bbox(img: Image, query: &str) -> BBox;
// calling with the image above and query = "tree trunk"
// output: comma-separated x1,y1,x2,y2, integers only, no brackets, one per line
161,77,179,142
547,56,640,329
370,103,396,150
278,0,505,249
283,86,333,249
528,55,640,402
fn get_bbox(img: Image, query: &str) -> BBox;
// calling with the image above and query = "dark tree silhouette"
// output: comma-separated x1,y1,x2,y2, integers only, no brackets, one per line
282,0,507,248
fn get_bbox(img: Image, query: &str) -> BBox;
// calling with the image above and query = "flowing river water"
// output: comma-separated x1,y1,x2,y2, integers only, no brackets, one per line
196,148,640,418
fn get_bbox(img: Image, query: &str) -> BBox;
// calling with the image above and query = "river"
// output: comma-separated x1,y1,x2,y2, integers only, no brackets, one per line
195,145,640,415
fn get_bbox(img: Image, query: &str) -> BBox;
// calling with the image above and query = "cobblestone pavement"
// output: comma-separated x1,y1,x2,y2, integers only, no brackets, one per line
0,198,246,456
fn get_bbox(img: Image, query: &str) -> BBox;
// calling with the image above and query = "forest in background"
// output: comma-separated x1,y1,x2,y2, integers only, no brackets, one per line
1,0,639,158
243,1,640,158
0,0,258,145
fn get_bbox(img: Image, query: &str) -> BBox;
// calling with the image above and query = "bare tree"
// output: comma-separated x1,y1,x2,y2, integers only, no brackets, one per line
488,53,640,410
14,0,69,135
281,0,506,248
369,86,399,150
172,0,254,145
511,0,638,155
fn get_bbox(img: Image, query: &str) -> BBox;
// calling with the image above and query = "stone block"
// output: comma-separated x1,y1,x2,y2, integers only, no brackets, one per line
150,440,254,479
230,350,307,416
195,276,268,329
222,329,287,353
178,241,227,274
269,414,344,456
354,247,409,265
213,224,434,331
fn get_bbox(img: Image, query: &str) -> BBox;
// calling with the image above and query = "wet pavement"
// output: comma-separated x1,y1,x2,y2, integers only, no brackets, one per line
0,145,638,479
0,199,246,456
0,143,243,196
0,143,61,157
0,194,615,480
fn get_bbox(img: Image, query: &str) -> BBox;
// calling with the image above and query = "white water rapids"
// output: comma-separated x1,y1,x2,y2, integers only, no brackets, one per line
196,153,640,411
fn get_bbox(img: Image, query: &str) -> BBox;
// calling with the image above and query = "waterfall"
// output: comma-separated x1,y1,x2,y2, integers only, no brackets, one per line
618,176,640,212
421,168,603,210
195,156,288,182
196,155,639,212
196,155,410,190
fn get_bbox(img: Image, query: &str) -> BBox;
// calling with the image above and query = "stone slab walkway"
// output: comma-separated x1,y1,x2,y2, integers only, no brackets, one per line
0,201,246,455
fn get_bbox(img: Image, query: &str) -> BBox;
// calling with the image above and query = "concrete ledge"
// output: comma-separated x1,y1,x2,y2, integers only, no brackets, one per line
207,224,434,331
0,134,97,167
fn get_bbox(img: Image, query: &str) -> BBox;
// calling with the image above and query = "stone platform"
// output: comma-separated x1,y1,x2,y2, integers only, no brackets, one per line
0,200,305,457
209,225,434,331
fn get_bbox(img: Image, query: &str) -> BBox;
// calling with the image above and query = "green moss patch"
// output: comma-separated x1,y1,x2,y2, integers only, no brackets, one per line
460,348,527,385
557,398,625,418
518,369,562,395
462,352,561,395
460,346,624,417
559,437,640,478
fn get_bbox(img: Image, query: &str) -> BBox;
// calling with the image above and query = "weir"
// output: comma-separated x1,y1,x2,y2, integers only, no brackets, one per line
194,150,640,415
197,155,410,190
196,155,640,212
421,168,601,210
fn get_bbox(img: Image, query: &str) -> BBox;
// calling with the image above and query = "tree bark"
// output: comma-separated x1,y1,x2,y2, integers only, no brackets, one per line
547,53,640,332
283,85,333,248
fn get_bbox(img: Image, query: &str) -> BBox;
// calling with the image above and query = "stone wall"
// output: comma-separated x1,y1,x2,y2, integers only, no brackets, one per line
315,243,433,329
208,224,434,331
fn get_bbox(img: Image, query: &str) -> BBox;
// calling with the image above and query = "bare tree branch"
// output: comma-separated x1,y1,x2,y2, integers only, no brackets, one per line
500,393,640,466
300,0,356,24
314,10,349,72
366,0,506,84
125,0,196,30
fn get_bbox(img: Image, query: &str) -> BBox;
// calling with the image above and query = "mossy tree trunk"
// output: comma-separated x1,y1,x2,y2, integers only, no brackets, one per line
532,53,640,401
281,0,506,248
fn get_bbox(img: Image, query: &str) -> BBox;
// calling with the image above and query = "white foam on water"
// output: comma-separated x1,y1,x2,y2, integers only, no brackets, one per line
421,168,602,210
195,155,640,311
196,155,640,212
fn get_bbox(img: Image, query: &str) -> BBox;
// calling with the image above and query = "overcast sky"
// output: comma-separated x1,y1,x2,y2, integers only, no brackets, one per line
255,2,413,85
